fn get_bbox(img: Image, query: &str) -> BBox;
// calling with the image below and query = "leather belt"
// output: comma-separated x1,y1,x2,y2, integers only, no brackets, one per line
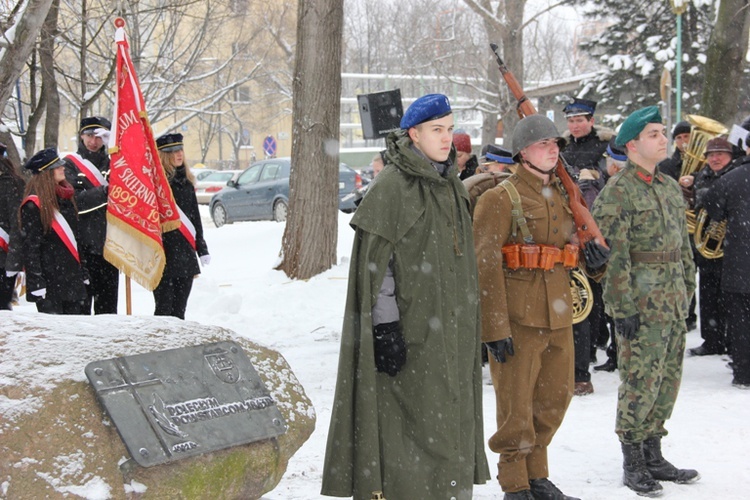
630,249,681,263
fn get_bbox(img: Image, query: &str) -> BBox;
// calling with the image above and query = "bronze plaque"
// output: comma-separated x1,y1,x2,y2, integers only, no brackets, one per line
85,341,286,467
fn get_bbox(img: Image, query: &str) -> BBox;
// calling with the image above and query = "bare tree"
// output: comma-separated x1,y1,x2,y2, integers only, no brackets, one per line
0,0,56,160
277,0,343,279
701,0,750,123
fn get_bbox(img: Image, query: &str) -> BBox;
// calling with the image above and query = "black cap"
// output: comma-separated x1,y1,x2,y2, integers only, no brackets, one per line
605,138,627,162
79,116,111,135
156,133,184,152
741,115,750,132
481,144,514,164
672,121,691,139
24,148,65,175
563,98,597,118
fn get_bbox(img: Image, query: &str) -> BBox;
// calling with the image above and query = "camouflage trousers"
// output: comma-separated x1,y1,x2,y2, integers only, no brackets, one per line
615,319,686,444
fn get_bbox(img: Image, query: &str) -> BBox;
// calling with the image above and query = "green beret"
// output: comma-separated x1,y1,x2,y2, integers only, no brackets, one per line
615,106,662,147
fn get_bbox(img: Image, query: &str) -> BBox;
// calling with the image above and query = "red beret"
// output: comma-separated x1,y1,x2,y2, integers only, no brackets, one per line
453,133,472,154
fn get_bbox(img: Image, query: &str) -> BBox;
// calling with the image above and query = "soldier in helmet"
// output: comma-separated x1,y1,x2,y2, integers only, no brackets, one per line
474,114,609,500
592,106,699,497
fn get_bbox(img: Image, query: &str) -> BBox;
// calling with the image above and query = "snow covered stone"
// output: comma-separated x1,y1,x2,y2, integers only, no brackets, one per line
0,312,315,499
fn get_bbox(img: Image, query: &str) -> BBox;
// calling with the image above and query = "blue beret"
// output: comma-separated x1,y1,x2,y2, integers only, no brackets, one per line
400,94,451,129
156,133,184,152
563,98,597,117
605,139,627,162
24,148,65,175
615,106,662,147
483,144,514,164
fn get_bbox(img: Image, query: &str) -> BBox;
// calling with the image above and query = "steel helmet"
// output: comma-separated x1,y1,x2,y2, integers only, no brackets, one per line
511,115,565,161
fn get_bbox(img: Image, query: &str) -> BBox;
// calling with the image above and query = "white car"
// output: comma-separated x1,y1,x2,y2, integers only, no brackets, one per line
194,170,241,204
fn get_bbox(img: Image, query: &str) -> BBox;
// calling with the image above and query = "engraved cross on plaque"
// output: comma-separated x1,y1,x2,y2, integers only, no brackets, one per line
86,341,287,467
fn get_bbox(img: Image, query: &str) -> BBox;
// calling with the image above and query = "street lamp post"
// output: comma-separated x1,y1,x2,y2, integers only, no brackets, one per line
670,0,687,122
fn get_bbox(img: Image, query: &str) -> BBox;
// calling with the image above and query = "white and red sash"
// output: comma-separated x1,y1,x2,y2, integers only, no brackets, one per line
66,153,108,187
24,195,80,263
177,206,197,251
0,226,9,252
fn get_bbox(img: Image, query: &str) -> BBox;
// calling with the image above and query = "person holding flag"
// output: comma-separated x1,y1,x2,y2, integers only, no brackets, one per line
19,148,89,314
153,133,209,319
63,116,119,314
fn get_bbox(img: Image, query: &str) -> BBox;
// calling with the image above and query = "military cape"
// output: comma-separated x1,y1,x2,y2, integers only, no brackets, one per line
321,130,490,499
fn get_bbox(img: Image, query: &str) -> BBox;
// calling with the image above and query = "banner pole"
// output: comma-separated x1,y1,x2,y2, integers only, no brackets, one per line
126,275,132,315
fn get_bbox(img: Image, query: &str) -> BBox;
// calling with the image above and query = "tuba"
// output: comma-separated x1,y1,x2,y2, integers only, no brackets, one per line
680,115,728,234
570,268,593,324
694,206,727,259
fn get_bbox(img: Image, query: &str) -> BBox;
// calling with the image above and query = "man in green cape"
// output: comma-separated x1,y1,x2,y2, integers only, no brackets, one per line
321,94,490,499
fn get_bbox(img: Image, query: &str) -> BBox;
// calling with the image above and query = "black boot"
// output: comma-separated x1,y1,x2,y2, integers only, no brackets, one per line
503,490,534,499
529,478,580,499
621,442,663,497
594,358,617,372
643,436,700,484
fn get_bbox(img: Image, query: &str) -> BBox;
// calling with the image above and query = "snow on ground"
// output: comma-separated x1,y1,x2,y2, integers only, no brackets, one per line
8,208,749,499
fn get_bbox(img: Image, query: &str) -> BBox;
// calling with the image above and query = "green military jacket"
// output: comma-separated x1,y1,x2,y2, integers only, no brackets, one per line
321,130,490,500
591,161,696,324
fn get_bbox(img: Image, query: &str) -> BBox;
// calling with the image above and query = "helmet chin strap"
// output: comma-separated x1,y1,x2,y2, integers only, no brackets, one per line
523,160,556,177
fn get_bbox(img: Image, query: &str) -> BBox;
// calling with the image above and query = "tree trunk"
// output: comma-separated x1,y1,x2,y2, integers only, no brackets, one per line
0,0,54,112
700,0,750,123
499,0,526,141
41,0,61,149
276,0,343,280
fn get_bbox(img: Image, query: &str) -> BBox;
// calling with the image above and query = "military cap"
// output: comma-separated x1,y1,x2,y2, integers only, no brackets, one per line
156,133,184,152
563,98,597,118
704,137,733,155
615,106,662,147
672,120,691,139
24,148,65,175
453,132,472,154
605,138,627,162
482,144,514,164
79,116,112,135
400,94,452,130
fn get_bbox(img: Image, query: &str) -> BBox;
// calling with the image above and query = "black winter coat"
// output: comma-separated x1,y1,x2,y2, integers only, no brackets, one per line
63,145,110,254
0,172,24,269
20,196,88,303
659,149,683,181
692,163,735,270
561,127,613,208
162,166,208,279
703,156,750,293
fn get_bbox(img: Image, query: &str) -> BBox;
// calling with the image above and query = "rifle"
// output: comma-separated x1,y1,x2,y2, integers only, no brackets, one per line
489,43,608,249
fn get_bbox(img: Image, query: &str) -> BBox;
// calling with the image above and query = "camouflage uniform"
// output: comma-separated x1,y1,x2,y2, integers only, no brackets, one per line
592,160,696,444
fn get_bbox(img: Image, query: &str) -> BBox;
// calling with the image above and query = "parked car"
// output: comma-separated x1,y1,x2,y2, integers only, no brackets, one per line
209,158,361,226
195,170,241,204
193,168,217,181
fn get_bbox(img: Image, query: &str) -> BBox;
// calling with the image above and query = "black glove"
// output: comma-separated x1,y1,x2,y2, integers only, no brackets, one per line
578,179,596,192
615,314,641,340
583,239,611,270
373,322,407,376
485,338,515,363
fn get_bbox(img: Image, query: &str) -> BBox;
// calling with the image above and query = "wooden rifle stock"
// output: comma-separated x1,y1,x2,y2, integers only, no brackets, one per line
490,43,608,249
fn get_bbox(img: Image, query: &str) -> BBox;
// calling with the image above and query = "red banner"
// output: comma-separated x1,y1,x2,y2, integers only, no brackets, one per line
103,18,180,292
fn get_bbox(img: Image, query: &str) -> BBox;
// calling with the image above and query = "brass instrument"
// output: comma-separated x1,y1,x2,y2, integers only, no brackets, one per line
570,268,593,324
694,208,727,259
680,115,728,234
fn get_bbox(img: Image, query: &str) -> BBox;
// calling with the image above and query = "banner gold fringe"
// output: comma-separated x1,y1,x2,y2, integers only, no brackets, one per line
103,213,166,292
